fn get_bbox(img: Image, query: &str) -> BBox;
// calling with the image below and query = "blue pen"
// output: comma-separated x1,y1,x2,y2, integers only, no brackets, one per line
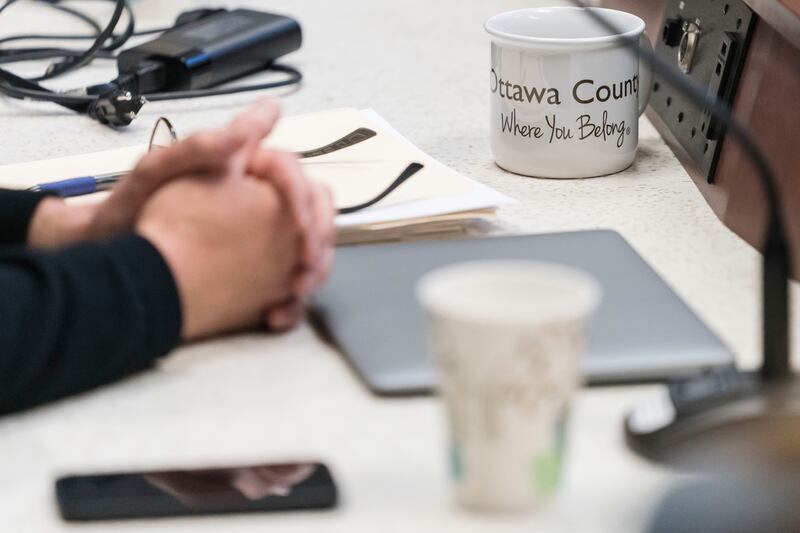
27,172,126,197
25,126,378,198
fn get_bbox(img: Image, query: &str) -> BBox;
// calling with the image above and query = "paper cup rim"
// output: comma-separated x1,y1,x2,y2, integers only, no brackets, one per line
485,7,645,47
416,260,602,326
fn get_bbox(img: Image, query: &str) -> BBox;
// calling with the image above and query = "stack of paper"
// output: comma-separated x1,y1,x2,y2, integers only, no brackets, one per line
269,108,512,243
0,108,512,244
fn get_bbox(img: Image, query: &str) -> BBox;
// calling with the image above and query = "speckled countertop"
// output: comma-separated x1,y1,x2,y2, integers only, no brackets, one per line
0,1,796,532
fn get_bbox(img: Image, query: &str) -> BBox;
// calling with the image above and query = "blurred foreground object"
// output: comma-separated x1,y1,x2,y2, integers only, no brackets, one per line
417,261,600,512
648,473,800,532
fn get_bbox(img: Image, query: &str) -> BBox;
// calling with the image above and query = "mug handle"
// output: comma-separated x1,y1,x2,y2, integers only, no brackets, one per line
638,34,654,116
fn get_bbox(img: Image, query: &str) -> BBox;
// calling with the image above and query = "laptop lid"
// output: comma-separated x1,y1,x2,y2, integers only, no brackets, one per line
310,230,733,395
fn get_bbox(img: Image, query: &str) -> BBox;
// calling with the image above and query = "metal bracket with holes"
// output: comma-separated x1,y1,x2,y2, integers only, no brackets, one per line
652,0,755,183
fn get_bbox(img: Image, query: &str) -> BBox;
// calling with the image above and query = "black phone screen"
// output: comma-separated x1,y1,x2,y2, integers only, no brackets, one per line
56,462,337,521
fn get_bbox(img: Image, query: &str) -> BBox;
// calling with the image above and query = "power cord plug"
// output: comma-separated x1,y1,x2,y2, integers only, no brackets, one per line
87,90,146,127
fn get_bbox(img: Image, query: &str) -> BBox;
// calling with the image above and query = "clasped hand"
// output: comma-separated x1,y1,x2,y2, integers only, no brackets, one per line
28,100,335,339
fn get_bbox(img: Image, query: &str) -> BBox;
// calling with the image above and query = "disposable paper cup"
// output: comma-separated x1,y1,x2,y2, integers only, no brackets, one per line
416,261,601,512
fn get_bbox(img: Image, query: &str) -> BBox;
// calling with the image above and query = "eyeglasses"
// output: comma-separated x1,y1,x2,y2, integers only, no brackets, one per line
30,117,424,213
148,117,424,215
148,116,179,151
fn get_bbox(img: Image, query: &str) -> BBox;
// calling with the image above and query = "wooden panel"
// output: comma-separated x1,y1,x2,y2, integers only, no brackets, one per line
604,0,800,276
719,22,800,253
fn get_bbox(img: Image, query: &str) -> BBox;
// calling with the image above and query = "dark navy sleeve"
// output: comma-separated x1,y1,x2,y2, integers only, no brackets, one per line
0,234,182,414
0,189,49,245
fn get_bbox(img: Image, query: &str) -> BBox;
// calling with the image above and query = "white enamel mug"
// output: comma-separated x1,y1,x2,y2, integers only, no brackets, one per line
486,7,653,178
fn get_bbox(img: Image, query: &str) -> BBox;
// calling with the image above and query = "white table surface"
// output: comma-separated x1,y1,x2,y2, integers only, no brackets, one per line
1,1,798,531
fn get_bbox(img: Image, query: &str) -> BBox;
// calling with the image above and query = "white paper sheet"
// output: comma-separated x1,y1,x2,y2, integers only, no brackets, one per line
335,109,513,228
0,109,513,229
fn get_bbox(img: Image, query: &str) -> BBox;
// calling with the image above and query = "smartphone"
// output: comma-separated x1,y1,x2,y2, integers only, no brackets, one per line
56,462,337,521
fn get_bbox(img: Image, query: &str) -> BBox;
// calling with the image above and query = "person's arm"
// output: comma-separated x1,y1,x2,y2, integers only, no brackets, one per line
0,234,181,414
0,189,49,245
0,99,334,415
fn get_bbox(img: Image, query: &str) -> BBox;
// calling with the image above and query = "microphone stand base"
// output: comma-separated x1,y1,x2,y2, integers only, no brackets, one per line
625,367,800,473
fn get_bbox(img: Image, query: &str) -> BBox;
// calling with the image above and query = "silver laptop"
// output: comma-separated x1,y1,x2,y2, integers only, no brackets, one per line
310,230,733,395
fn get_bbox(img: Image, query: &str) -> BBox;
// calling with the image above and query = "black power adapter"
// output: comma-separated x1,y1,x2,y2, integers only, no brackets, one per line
0,4,303,126
117,9,302,95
